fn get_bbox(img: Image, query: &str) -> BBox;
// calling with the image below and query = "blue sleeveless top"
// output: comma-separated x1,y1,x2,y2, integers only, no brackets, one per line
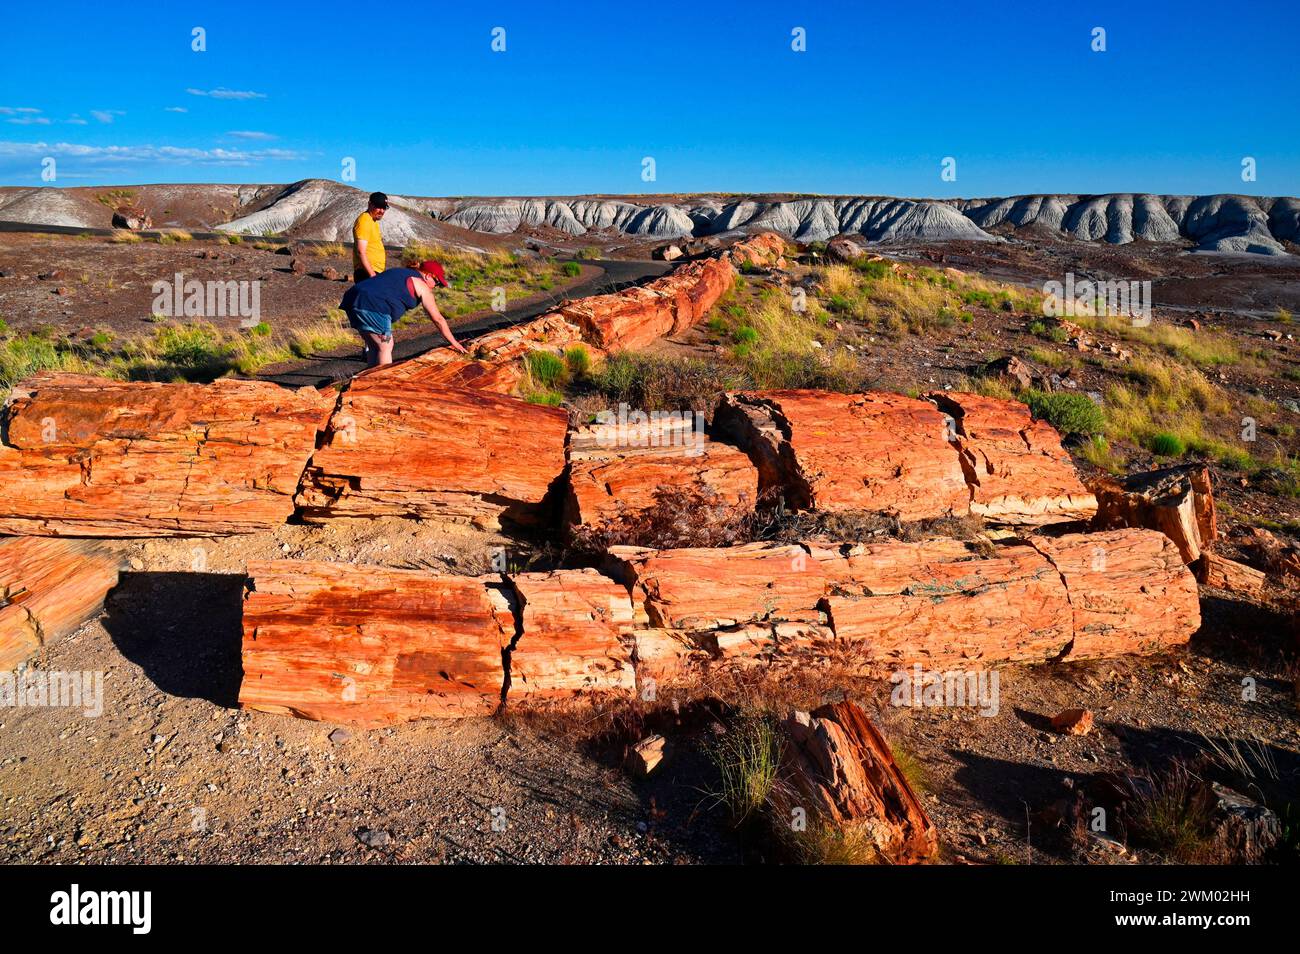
340,267,421,321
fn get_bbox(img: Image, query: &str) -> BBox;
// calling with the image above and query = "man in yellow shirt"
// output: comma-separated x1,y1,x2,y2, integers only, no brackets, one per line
352,192,388,282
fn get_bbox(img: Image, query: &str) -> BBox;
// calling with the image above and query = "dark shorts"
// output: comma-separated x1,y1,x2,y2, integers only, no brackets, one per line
345,307,392,340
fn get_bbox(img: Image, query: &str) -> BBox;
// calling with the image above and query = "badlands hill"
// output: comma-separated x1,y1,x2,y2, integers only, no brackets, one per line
0,179,1296,254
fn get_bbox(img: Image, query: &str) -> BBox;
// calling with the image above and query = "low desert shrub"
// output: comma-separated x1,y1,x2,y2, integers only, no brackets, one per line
1024,390,1104,436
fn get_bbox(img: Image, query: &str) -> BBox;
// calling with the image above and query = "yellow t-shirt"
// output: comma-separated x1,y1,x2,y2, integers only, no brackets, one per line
352,211,385,274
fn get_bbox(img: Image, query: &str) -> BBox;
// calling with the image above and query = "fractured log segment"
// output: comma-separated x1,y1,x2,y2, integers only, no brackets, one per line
1029,529,1200,659
813,538,1073,668
0,538,123,670
239,561,515,724
365,313,589,394
506,568,636,702
1195,551,1266,599
557,256,735,351
607,542,828,632
727,232,788,270
294,382,569,528
564,417,758,532
0,374,334,536
931,391,1097,525
1092,464,1217,564
714,390,969,519
775,701,937,863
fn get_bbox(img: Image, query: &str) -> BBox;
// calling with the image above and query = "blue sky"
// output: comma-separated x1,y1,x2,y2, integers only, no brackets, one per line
1,0,1296,197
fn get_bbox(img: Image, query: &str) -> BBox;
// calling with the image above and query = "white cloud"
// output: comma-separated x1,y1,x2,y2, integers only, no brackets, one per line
165,106,188,113
228,130,276,141
0,106,41,115
185,87,267,100
66,116,89,125
91,109,125,124
0,140,309,167
6,116,51,125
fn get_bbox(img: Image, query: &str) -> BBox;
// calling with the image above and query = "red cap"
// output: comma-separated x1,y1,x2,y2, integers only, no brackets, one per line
416,260,448,287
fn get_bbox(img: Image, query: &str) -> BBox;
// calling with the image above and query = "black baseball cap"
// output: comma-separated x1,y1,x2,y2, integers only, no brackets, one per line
369,192,389,209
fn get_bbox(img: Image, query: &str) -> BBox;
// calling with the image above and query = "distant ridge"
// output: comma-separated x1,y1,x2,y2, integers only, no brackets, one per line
1,180,1295,255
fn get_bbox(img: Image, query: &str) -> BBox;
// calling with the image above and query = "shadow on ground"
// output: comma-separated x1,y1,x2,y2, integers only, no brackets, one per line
103,571,246,708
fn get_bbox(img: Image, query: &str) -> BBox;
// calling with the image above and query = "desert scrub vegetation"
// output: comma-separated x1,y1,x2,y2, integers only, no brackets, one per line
311,242,346,258
705,714,783,825
702,280,869,392
1024,390,1105,437
1,315,356,387
809,259,1039,338
1075,315,1242,367
591,352,745,413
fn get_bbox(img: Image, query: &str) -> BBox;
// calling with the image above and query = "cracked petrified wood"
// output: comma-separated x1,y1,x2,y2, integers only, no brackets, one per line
1029,529,1201,659
714,389,969,519
564,417,758,532
0,537,123,670
505,569,636,703
1091,464,1216,563
295,381,569,528
813,538,1073,668
0,374,334,536
239,561,515,724
556,256,735,351
776,701,937,863
931,391,1097,525
364,313,589,394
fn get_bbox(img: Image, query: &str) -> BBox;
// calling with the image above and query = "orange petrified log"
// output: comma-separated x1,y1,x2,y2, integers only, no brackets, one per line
0,374,334,536
714,390,969,519
295,382,568,528
505,568,636,703
0,537,123,670
239,561,515,724
776,700,938,863
931,391,1097,525
564,417,758,532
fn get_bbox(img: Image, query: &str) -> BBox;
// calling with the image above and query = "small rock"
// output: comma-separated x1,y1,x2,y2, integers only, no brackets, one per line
356,827,390,848
322,266,341,281
626,734,669,778
54,286,71,296
129,557,144,571
328,728,352,744
290,258,307,276
1050,708,1094,735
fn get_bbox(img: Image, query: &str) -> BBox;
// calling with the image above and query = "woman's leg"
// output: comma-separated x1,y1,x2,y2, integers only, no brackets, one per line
359,330,385,367
375,332,394,366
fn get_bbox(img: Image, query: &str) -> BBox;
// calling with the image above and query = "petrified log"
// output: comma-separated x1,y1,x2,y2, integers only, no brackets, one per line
727,232,788,270
295,381,568,528
557,256,734,351
931,391,1097,525
608,542,827,632
775,700,937,863
714,390,969,519
1029,529,1200,659
1195,551,1266,599
564,417,758,532
1091,464,1216,563
239,561,514,723
815,538,1074,668
0,374,334,536
366,313,589,394
0,538,122,670
505,568,635,703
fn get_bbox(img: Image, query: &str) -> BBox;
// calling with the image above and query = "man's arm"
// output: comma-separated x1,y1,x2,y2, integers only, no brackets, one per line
416,280,467,353
354,237,377,278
